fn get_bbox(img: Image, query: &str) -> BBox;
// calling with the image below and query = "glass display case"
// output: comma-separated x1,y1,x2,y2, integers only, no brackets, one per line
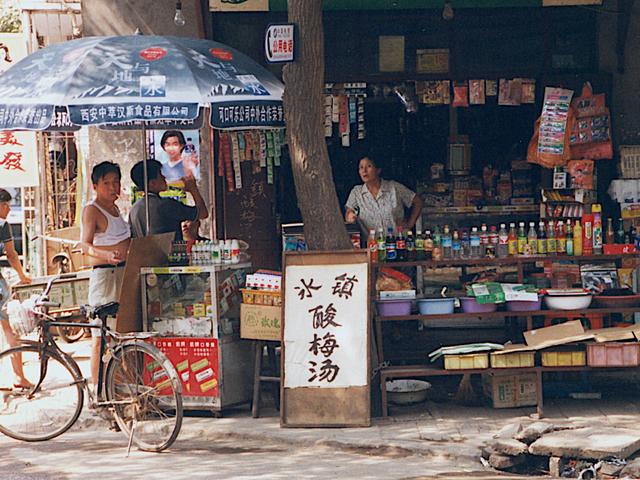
140,263,254,412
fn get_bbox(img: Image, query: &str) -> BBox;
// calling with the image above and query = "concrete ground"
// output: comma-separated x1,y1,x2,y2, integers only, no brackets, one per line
3,339,640,479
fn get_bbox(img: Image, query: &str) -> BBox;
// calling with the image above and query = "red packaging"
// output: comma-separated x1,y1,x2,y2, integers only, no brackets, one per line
603,244,637,255
582,214,594,255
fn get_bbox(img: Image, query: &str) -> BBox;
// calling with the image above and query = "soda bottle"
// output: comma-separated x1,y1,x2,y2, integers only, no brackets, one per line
377,228,386,262
507,223,518,256
231,239,240,264
556,220,566,255
573,220,583,256
223,239,232,263
582,214,594,255
441,225,452,259
566,220,574,256
396,226,407,261
517,222,527,255
537,221,547,255
527,222,538,256
592,204,603,255
452,229,461,259
213,240,221,264
406,230,416,261
547,220,557,255
424,230,434,260
386,227,397,261
367,229,378,263
432,225,442,248
616,218,626,244
486,225,498,258
497,224,509,258
432,232,443,261
470,227,481,259
415,229,424,260
480,224,489,257
461,229,470,259
606,218,615,245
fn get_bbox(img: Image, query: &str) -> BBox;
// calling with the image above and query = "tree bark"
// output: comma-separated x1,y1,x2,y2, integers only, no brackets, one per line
283,0,352,251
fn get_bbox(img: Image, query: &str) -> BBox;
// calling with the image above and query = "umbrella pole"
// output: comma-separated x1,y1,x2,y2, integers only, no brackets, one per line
142,122,150,234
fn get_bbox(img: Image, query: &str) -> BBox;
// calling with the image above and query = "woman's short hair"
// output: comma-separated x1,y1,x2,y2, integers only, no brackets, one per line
359,154,379,169
160,130,186,152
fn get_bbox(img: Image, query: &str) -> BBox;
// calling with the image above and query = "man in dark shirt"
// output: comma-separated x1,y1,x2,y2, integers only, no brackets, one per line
129,159,208,240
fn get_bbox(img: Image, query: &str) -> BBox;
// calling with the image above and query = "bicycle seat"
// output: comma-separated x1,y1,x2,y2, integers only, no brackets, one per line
81,302,120,320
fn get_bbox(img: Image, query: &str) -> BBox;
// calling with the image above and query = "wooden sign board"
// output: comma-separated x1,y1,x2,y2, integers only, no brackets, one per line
281,250,370,428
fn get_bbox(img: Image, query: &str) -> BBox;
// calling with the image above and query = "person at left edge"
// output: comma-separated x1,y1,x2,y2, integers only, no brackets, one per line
79,162,131,392
129,159,208,240
0,188,32,389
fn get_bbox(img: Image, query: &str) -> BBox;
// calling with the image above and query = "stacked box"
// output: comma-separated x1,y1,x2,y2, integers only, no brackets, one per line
483,372,538,408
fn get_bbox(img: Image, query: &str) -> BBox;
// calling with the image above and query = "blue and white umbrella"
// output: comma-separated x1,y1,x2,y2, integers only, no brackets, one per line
0,35,284,131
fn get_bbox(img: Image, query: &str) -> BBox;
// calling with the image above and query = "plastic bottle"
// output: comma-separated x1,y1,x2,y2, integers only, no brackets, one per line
566,220,574,256
616,218,626,244
441,225,452,259
213,239,221,264
231,239,240,264
396,227,407,261
507,223,518,256
223,239,232,263
461,229,470,259
592,204,603,254
432,231,443,261
537,221,547,255
517,222,527,255
367,229,378,263
573,220,583,256
432,225,442,248
497,224,509,258
547,220,557,255
424,230,434,260
452,229,461,259
415,230,424,260
191,241,199,266
470,227,481,259
407,231,416,261
377,228,386,262
556,220,566,255
582,214,594,255
385,227,397,261
527,222,538,256
486,225,498,258
480,224,489,257
606,218,615,245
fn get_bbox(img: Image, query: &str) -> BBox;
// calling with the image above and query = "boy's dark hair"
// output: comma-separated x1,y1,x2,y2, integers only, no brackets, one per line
91,161,121,185
130,159,163,190
0,188,12,203
160,130,186,152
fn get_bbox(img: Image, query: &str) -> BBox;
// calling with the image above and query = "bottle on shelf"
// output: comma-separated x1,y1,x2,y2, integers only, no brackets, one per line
489,225,499,256
377,228,386,262
470,226,481,259
385,227,397,261
441,225,452,259
556,220,566,255
461,229,470,259
566,220,574,256
452,229,461,259
616,218,626,244
547,220,557,255
606,218,615,245
573,220,583,256
537,221,547,255
527,222,537,256
507,223,518,256
432,230,443,261
480,224,489,257
231,239,240,264
497,224,509,258
582,213,594,255
213,240,221,264
367,229,378,263
223,239,232,263
406,230,416,261
415,229,424,261
517,222,527,255
396,227,407,261
433,225,442,249
592,204,603,255
424,230,434,260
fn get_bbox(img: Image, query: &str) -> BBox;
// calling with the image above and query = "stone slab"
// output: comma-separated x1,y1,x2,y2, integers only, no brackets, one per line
488,453,525,470
515,422,555,445
529,427,640,460
489,438,529,456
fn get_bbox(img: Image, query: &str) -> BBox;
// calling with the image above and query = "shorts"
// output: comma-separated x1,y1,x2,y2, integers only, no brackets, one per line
88,266,125,337
0,275,9,322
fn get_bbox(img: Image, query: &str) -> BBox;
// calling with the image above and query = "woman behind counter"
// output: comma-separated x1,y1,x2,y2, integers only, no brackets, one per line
345,155,424,235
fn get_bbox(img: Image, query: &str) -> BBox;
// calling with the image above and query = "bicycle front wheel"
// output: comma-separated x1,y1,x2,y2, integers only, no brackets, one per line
0,345,84,441
105,342,183,452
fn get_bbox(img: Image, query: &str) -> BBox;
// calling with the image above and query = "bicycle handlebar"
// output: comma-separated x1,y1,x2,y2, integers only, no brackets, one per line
41,273,77,298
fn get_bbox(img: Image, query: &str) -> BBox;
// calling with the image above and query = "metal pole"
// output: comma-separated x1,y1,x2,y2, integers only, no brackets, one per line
142,123,150,234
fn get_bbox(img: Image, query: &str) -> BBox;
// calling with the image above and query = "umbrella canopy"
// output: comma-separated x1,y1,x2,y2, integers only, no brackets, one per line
0,35,284,131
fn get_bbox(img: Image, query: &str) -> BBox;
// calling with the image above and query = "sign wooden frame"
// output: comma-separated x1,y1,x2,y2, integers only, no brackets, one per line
281,250,371,428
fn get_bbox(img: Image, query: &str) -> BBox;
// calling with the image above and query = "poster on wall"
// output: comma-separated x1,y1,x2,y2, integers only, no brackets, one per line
209,0,268,11
151,129,200,183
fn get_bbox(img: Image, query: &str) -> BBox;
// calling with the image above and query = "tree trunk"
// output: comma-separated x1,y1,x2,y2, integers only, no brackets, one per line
283,0,352,251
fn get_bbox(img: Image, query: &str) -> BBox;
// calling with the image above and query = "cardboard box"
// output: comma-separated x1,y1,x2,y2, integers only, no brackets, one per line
483,372,538,409
240,304,281,341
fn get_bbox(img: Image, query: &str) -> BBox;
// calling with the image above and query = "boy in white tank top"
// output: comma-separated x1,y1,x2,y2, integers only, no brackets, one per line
80,161,131,392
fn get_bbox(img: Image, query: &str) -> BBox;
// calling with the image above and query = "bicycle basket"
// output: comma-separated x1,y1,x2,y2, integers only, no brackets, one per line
6,296,39,336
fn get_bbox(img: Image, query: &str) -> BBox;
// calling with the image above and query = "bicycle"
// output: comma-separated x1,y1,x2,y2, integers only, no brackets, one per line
0,274,183,452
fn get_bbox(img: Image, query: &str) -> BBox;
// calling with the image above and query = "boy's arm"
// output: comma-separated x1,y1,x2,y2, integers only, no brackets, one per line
183,176,209,220
4,240,31,284
80,206,124,264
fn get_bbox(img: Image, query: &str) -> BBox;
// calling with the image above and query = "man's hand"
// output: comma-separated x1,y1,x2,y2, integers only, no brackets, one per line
107,250,124,265
182,175,198,193
18,275,32,285
345,209,358,224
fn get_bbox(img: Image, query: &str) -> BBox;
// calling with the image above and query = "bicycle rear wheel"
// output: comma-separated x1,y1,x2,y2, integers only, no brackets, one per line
0,345,84,441
105,342,183,452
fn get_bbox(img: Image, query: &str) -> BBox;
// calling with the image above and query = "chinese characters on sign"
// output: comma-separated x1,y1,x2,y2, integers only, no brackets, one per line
68,103,199,125
265,24,295,63
0,131,38,187
284,263,368,389
210,101,285,129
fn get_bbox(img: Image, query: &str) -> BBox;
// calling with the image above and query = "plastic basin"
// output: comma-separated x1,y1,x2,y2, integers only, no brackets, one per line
417,298,455,315
544,294,592,310
377,299,411,316
460,296,498,313
386,379,431,405
506,295,543,312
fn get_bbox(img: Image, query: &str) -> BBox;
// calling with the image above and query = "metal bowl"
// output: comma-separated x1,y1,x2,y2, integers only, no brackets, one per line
386,379,431,405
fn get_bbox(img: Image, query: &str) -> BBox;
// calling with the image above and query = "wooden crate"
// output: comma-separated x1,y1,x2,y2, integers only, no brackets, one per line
490,351,535,369
542,350,586,367
444,353,488,370
587,342,640,367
